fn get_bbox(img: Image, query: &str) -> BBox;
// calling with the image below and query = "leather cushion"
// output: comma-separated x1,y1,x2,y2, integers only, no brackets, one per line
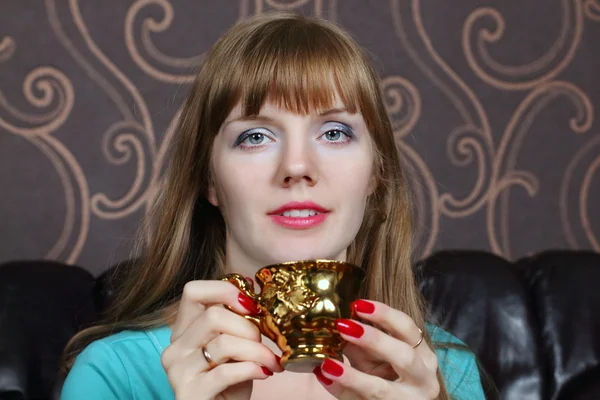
0,260,98,399
417,250,544,400
519,251,600,400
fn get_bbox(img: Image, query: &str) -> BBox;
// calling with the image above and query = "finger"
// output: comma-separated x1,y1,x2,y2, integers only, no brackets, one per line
162,306,262,368
191,361,272,399
173,280,259,340
165,347,212,389
342,342,399,381
179,306,261,349
351,300,423,350
205,333,283,373
318,359,441,400
167,335,281,386
335,318,431,384
315,358,395,400
351,300,438,370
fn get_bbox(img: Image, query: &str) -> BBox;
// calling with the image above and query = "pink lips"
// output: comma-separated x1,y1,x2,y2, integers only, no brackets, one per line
267,201,330,229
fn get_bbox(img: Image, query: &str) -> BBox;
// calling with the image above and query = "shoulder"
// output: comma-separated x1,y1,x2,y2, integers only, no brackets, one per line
425,323,486,399
61,327,173,400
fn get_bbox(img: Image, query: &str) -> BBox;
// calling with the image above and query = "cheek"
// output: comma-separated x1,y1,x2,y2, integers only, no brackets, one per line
328,152,374,195
213,161,267,215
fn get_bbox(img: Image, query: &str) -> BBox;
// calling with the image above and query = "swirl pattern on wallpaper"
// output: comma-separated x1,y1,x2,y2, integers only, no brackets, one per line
0,1,598,270
125,0,252,83
381,75,439,256
584,0,600,20
561,134,600,249
126,0,203,83
392,0,495,223
463,0,583,90
0,36,16,63
0,63,89,263
391,0,597,257
491,81,593,254
63,0,158,222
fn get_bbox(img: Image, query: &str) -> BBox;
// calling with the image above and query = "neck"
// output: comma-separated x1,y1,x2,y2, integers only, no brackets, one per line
223,249,348,283
222,227,349,281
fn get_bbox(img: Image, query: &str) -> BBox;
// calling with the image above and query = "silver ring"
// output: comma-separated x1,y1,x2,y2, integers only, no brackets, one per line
412,328,424,349
202,344,217,370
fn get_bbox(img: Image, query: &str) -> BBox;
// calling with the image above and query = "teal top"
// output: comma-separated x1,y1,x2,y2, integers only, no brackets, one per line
61,323,486,399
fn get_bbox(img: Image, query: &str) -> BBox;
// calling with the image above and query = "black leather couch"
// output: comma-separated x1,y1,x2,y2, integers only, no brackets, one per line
1,250,599,399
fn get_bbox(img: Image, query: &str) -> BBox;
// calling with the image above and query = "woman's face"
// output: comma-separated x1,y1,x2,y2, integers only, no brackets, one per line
209,97,376,272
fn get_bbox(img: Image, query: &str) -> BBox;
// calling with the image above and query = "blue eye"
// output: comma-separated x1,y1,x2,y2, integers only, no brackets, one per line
324,130,343,141
246,133,266,145
233,129,272,148
321,123,355,144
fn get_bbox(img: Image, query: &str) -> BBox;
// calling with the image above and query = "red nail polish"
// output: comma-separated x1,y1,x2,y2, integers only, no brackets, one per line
238,293,260,314
321,359,344,377
352,299,375,314
313,366,333,385
335,319,364,338
261,366,274,376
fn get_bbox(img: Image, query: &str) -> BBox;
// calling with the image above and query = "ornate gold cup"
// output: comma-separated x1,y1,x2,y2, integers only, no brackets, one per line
221,260,365,372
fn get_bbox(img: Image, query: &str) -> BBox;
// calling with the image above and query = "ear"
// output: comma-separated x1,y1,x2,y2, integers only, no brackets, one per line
367,174,378,197
207,180,219,207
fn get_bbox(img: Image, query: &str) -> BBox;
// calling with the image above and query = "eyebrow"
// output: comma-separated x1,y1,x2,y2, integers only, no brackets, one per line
223,108,350,128
318,107,349,116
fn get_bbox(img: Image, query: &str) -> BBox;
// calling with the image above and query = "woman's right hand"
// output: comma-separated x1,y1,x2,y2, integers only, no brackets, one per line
160,280,283,400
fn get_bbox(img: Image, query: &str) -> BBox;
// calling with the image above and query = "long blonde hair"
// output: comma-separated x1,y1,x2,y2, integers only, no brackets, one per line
63,11,450,398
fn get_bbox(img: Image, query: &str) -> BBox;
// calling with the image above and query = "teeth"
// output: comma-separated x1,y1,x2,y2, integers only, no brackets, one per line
281,209,320,217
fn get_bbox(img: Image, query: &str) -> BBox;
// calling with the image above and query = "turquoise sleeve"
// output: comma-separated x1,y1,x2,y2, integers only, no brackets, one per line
429,323,487,399
446,353,486,400
60,341,133,400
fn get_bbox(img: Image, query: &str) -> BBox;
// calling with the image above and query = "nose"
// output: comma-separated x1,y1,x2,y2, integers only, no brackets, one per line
275,137,318,188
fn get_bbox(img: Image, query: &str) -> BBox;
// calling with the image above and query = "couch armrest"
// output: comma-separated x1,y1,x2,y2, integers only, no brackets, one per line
0,260,99,399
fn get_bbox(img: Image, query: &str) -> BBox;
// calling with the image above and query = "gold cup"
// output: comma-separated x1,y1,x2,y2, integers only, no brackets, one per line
221,260,365,372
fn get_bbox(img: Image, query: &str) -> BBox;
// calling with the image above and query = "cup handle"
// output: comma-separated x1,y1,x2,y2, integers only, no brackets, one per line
220,273,263,327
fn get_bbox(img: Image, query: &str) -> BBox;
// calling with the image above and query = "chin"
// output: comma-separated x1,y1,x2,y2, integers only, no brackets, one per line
265,246,345,265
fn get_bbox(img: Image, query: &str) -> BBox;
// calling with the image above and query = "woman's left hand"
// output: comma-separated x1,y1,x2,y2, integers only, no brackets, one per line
313,300,440,399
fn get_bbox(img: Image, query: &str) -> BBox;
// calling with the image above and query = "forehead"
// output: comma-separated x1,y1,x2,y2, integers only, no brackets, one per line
228,92,349,119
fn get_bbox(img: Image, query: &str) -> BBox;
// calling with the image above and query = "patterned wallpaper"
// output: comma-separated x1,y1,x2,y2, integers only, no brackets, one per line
1,1,599,276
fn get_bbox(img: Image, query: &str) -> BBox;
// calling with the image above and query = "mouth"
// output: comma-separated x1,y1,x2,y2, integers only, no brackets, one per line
278,209,323,217
267,202,330,229
267,201,330,216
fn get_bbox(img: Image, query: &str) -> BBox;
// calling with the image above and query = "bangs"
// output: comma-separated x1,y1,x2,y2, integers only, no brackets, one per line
207,15,377,124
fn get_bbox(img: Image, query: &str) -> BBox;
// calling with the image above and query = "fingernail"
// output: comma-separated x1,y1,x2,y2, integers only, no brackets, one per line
261,366,274,376
275,355,281,365
335,319,364,338
238,292,260,314
245,276,255,290
313,366,333,385
352,299,375,314
321,359,344,377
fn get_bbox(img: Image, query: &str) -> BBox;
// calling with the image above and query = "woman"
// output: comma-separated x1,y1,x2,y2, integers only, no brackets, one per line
61,11,487,400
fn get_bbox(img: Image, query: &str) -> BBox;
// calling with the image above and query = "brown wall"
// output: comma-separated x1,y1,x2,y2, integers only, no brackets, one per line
1,1,599,276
